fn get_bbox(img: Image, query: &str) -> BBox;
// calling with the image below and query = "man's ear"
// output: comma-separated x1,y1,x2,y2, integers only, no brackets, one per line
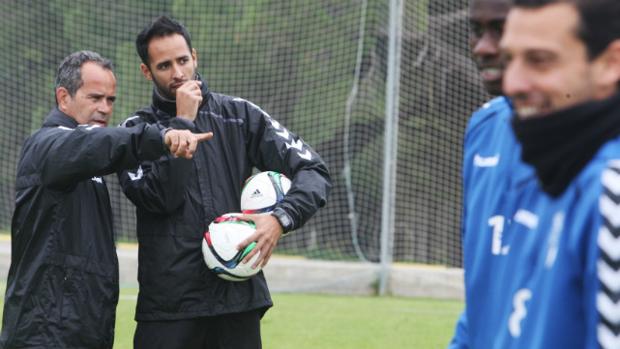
140,63,153,81
593,40,620,97
192,48,198,69
56,87,71,112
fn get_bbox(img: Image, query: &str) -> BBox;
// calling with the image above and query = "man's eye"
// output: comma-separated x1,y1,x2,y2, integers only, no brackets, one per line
527,53,553,66
500,52,512,66
470,22,483,38
490,21,504,37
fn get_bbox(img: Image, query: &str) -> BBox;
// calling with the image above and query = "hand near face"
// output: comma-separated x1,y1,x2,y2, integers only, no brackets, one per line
164,129,213,159
176,80,203,121
237,213,284,269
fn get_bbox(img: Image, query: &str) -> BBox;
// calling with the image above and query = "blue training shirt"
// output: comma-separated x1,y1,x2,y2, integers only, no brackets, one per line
449,97,620,348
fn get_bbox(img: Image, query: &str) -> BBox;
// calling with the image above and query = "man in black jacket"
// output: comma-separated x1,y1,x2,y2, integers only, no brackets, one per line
0,50,212,349
119,16,331,349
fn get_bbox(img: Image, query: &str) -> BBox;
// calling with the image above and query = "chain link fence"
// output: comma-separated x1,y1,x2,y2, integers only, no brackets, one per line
0,0,488,267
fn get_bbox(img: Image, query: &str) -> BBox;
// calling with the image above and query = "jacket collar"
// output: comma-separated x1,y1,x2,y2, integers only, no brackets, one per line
42,108,79,128
152,73,209,117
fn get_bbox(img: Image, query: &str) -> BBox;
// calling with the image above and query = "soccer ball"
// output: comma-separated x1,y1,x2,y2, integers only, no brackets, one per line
240,171,291,213
202,214,261,281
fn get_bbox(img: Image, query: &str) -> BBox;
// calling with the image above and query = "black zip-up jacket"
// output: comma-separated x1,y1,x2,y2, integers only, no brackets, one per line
0,109,168,349
118,80,331,321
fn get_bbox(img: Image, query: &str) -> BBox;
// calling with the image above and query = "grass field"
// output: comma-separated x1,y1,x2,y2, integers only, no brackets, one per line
0,235,463,348
112,288,462,349
0,287,462,348
0,286,463,348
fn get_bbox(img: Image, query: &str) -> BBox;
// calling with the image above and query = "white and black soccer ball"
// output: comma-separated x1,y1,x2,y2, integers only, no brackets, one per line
202,214,261,281
240,171,291,213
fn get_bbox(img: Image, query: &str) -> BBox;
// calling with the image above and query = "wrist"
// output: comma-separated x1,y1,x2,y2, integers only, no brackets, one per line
176,113,195,122
160,127,172,150
271,207,294,235
171,117,196,130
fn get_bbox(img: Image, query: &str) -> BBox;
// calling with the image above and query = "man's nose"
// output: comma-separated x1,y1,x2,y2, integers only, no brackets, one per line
473,31,500,58
502,58,531,98
98,99,113,116
172,64,184,79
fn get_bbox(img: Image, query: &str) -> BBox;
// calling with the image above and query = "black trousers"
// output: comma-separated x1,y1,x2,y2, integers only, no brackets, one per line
134,309,263,349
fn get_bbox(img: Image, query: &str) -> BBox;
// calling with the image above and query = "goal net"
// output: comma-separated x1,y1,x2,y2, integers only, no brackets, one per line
0,0,488,267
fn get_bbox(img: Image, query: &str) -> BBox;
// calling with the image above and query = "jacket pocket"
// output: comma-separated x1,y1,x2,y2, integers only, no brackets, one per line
13,264,60,347
59,264,116,348
23,254,118,348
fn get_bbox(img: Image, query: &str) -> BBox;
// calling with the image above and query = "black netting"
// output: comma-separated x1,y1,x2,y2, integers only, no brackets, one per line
0,0,489,267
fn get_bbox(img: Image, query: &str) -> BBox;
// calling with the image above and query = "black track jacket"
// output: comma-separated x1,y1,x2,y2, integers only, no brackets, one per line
0,109,168,348
118,80,331,321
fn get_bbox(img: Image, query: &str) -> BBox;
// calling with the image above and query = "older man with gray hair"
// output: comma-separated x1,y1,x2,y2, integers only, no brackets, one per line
0,50,212,348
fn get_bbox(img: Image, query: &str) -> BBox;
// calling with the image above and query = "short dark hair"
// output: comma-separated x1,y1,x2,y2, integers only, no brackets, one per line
55,50,113,97
512,0,620,59
136,16,193,66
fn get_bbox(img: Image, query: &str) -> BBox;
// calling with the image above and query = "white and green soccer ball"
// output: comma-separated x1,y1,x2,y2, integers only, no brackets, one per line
202,214,260,281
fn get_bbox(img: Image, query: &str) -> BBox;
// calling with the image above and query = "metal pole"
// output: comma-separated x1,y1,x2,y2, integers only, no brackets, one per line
379,0,403,296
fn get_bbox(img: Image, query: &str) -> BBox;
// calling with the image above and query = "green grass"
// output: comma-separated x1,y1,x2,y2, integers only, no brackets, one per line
0,235,463,348
1,287,463,349
114,288,140,348
263,294,462,349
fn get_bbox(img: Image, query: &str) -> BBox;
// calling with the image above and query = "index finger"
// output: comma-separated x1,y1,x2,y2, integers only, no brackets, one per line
237,230,257,249
195,132,213,142
241,239,262,267
236,213,254,222
182,79,200,87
